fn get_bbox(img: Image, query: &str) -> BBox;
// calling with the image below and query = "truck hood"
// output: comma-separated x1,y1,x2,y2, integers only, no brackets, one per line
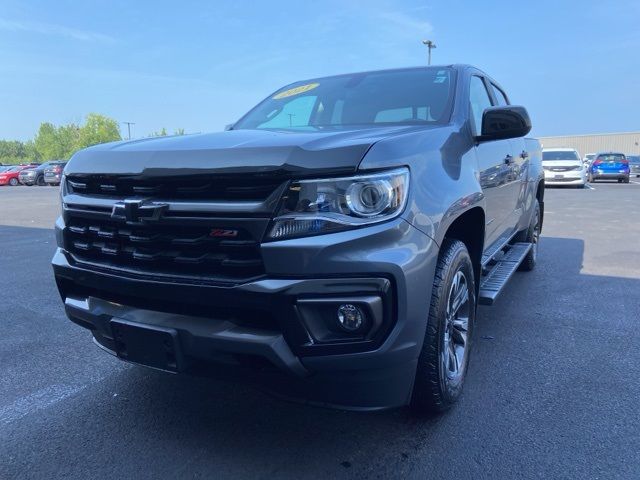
66,126,434,179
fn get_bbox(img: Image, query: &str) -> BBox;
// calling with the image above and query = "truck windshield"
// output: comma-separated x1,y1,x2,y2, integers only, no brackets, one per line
233,67,456,131
542,151,580,161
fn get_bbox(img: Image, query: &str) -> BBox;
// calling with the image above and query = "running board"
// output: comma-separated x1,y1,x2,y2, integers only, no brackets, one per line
479,242,532,305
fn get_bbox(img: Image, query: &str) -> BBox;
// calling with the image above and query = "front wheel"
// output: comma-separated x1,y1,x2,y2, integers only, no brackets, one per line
8,178,18,186
37,176,45,186
410,239,476,413
623,177,630,184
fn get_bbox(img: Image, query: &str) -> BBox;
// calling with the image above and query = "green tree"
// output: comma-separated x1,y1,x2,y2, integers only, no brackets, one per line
24,141,41,162
77,113,121,149
33,122,80,160
150,127,168,137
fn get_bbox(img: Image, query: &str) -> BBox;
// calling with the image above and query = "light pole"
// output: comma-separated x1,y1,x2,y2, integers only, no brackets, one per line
422,39,436,65
122,121,135,140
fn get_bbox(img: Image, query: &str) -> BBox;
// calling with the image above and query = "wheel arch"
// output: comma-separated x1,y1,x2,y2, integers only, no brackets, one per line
441,206,485,294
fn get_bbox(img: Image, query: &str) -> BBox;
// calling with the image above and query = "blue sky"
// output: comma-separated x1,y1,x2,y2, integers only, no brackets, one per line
1,0,639,140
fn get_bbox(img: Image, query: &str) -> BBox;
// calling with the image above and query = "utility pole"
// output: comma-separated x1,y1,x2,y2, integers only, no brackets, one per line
122,122,135,140
422,39,436,65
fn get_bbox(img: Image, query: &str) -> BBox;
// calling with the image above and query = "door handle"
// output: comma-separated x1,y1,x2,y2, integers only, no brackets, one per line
504,155,514,165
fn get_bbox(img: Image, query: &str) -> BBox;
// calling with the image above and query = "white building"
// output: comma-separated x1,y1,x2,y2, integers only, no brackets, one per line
538,131,640,158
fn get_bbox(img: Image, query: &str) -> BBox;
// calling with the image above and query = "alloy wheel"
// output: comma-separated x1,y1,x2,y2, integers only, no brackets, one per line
442,270,470,384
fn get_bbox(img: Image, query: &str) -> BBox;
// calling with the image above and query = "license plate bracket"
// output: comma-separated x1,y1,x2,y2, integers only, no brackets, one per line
110,319,183,373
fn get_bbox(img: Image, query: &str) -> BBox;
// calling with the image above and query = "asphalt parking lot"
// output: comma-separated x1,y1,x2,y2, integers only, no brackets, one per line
1,182,639,479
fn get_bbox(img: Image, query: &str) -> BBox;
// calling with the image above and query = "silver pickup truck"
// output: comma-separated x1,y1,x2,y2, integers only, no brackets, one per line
52,65,543,412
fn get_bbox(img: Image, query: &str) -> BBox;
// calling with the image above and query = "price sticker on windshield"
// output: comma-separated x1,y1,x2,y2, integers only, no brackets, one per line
273,83,319,99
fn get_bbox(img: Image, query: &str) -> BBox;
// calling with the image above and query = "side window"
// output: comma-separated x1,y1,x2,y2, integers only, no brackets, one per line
491,83,509,106
469,76,493,135
258,96,317,128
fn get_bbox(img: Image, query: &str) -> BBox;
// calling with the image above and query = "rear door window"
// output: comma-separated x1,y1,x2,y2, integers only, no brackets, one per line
597,154,626,162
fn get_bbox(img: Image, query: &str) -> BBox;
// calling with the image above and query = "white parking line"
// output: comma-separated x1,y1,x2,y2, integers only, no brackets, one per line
0,384,86,425
0,363,129,426
631,180,640,185
585,184,595,190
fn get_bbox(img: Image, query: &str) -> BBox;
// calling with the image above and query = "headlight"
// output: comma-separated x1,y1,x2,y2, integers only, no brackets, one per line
267,168,409,240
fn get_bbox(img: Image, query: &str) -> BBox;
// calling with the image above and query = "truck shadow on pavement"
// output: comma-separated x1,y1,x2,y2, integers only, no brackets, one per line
4,227,640,478
68,236,640,475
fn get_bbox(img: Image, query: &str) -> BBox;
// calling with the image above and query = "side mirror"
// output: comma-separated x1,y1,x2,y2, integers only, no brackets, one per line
477,106,532,142
224,123,235,131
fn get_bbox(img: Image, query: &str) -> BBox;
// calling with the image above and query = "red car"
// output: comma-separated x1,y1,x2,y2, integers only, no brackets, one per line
0,165,32,186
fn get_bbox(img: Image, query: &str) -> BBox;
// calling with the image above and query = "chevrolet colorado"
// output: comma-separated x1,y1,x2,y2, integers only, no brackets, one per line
52,65,543,412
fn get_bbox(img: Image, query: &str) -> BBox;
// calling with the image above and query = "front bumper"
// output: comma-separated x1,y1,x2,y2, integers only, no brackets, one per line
53,216,438,410
19,177,36,185
544,170,585,185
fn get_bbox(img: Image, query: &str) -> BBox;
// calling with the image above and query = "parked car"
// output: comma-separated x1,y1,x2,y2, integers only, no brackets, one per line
43,161,67,186
588,152,630,183
583,153,596,169
0,165,32,186
52,65,543,413
542,148,586,187
627,155,640,177
18,161,58,186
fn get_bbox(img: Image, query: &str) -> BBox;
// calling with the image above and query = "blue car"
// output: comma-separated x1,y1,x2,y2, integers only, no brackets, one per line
588,152,630,183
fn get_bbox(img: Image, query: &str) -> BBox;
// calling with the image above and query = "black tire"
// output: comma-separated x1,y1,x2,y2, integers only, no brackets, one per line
518,200,540,272
8,178,18,186
624,177,630,184
618,178,622,183
36,175,45,186
410,239,476,414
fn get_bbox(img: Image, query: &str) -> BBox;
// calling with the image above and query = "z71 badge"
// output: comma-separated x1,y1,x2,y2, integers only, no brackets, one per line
209,228,239,238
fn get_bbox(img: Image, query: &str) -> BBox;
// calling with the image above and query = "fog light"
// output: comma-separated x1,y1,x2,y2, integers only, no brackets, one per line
337,304,364,332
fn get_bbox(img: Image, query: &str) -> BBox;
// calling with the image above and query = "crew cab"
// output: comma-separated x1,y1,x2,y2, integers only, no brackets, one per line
52,65,543,412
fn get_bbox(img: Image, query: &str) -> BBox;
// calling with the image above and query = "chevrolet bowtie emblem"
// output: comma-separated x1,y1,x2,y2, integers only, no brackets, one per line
111,199,168,223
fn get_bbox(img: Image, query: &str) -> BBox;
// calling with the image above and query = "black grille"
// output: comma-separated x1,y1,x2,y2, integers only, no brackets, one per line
64,216,265,283
66,175,283,201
